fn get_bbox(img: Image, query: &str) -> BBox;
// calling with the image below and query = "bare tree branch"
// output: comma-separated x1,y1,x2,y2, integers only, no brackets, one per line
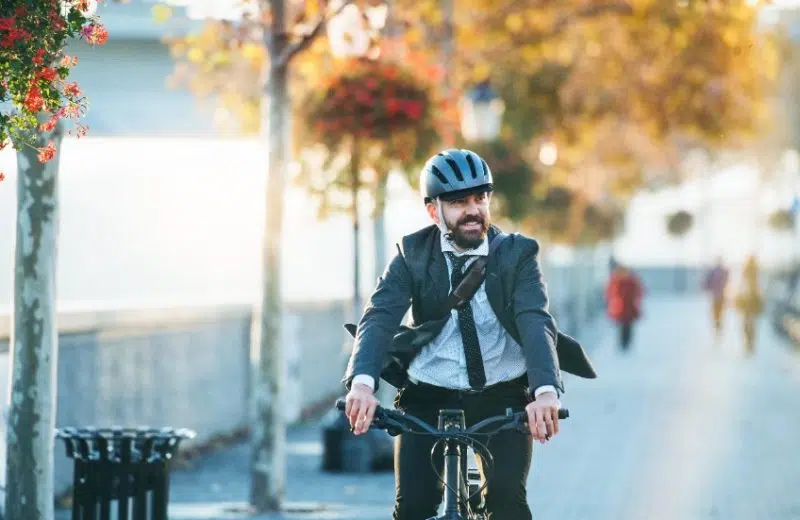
276,0,354,67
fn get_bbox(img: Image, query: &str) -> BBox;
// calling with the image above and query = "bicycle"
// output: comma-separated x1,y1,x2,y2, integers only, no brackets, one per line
335,398,569,520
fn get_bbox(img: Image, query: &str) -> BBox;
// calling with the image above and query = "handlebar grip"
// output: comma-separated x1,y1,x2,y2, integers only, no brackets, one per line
558,408,569,420
335,398,346,411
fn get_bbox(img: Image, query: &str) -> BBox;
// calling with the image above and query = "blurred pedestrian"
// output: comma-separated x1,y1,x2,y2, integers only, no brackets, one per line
606,264,644,351
734,254,764,356
703,257,730,339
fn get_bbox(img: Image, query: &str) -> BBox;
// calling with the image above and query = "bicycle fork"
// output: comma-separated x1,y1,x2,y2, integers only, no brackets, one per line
438,409,468,519
441,439,463,518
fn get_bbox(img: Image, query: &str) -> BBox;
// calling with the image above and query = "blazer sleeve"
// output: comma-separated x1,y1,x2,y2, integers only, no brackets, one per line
342,247,413,391
512,239,564,393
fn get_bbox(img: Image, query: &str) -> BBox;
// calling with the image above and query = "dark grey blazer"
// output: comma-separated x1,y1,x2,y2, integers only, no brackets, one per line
342,225,596,394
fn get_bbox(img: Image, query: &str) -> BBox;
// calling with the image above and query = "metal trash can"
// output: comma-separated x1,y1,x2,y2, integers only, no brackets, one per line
56,426,196,520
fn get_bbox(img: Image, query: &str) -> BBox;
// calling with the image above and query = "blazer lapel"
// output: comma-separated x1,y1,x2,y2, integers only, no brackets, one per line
484,246,507,322
425,236,450,317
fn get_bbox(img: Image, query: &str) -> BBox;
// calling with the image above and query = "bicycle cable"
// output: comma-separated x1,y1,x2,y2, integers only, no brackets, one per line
428,432,498,514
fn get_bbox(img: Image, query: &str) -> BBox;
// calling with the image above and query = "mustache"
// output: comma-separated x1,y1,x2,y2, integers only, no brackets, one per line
458,216,486,227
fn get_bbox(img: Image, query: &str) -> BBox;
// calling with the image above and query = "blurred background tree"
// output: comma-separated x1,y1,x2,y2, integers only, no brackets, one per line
392,0,779,244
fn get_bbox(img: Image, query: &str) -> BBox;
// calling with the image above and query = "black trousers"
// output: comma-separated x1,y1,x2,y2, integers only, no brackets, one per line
392,378,534,520
619,322,633,350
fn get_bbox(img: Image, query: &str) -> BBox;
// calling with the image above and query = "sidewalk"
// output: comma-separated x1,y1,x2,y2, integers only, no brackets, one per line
57,294,800,519
165,423,395,520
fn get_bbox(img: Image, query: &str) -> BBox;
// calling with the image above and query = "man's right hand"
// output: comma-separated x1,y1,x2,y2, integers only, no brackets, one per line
345,383,379,435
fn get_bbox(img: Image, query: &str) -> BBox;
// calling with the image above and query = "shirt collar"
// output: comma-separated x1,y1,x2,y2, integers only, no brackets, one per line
440,233,489,257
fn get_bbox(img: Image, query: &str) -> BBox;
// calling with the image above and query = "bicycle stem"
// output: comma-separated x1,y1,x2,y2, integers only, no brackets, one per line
442,438,463,517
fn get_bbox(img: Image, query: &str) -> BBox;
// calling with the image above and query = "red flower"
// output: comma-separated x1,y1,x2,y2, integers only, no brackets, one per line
0,172,5,182
1,27,30,48
39,67,58,82
81,23,108,45
48,8,66,31
39,117,58,133
62,103,81,119
63,82,81,97
403,101,423,120
355,90,372,105
24,85,44,112
37,141,56,163
32,48,45,65
366,78,378,90
60,55,79,68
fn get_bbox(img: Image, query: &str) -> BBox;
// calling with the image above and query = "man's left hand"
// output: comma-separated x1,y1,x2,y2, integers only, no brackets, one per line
525,391,561,443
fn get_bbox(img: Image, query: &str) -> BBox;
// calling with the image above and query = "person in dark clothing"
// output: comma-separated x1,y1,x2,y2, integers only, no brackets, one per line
606,264,644,351
703,257,730,339
341,148,594,520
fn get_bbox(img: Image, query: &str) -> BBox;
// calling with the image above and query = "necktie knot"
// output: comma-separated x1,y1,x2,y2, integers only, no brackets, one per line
447,252,470,287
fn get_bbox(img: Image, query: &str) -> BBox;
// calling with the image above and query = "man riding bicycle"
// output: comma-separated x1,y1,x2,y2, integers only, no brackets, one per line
342,149,595,520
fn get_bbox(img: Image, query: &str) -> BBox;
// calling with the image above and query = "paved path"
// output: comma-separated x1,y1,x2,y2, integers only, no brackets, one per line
71,294,799,520
529,295,800,520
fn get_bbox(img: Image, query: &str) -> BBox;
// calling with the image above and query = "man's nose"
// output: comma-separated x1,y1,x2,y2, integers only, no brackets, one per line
465,201,482,215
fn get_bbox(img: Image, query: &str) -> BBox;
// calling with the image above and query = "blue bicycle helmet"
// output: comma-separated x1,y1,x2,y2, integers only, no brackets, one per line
420,149,493,203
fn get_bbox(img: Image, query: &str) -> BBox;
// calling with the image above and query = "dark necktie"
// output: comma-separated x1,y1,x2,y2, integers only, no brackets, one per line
447,253,487,390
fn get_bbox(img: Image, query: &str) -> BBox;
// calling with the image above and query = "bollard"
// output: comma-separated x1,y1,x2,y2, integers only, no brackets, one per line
56,426,196,520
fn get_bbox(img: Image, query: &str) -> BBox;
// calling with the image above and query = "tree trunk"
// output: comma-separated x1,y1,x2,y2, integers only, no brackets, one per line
5,116,63,520
373,173,388,285
351,138,362,319
250,0,288,510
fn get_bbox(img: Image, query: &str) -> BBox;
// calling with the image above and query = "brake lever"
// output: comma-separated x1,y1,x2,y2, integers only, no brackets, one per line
371,410,405,437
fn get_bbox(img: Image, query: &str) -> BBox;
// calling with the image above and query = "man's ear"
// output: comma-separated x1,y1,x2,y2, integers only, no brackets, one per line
426,201,439,224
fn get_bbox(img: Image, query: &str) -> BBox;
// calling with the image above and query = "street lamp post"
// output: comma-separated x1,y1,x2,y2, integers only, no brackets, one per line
459,81,505,142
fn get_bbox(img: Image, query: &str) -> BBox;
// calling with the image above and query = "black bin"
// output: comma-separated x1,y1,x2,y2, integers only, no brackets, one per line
56,427,196,520
320,410,394,473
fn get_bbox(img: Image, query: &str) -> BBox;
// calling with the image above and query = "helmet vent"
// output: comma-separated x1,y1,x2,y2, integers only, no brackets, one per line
431,165,449,184
480,159,490,178
466,154,479,179
445,158,464,181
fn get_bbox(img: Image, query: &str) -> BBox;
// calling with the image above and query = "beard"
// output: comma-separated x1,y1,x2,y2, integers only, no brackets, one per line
445,213,490,250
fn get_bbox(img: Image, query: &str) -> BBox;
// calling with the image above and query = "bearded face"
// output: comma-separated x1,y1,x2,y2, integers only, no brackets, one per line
429,190,491,250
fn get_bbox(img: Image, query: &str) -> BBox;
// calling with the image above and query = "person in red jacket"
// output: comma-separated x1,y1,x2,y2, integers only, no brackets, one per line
606,264,645,351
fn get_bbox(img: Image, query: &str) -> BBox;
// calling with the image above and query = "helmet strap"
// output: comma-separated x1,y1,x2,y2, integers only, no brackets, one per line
435,198,454,241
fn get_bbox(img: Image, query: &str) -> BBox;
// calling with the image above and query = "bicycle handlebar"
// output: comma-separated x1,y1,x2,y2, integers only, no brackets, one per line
335,398,569,438
334,397,570,505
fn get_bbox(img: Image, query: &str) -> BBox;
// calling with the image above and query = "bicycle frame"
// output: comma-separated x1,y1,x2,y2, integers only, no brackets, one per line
436,409,472,520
